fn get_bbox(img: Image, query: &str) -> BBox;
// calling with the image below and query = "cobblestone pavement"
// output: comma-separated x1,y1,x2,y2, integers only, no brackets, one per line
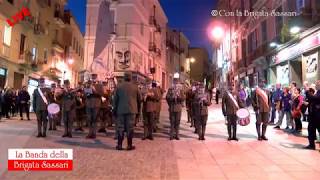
1,102,320,180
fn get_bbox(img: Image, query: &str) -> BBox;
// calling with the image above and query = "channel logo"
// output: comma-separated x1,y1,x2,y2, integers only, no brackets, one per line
8,149,73,171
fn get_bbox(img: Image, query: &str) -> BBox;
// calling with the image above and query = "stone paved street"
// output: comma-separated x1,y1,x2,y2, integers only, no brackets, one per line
1,102,320,180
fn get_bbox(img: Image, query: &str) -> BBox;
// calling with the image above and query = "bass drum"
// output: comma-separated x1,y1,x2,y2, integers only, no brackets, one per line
47,103,60,119
236,108,250,126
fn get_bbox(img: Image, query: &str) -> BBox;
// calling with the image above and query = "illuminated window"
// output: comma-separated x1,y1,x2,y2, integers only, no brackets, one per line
31,47,37,61
3,25,12,46
44,49,48,64
7,0,14,5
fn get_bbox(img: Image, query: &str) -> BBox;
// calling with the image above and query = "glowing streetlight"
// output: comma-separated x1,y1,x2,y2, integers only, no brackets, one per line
67,58,74,65
173,72,180,79
290,26,301,34
190,57,195,63
269,42,279,48
210,26,225,41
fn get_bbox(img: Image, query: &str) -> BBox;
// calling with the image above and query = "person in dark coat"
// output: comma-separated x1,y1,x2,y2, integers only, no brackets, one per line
3,88,13,119
18,86,30,120
222,85,245,141
215,88,220,104
113,72,141,150
304,81,320,150
85,74,104,139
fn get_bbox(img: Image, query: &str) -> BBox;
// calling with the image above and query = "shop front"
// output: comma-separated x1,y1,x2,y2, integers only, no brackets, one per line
270,28,320,87
302,50,319,84
0,67,7,89
247,67,257,88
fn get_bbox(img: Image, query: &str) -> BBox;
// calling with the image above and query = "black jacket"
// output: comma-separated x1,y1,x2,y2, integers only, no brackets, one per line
306,90,320,120
18,90,30,103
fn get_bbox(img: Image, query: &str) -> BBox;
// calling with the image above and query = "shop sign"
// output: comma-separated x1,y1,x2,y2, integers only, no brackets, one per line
239,72,246,78
28,79,38,87
276,64,289,85
272,32,320,64
247,68,254,75
305,52,318,79
272,43,302,64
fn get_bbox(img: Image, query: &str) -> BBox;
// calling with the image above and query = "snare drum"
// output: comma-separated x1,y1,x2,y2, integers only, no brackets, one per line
47,103,60,119
236,108,250,126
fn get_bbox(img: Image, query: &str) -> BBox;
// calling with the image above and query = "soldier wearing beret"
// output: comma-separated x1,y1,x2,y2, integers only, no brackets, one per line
32,77,51,137
58,80,76,138
85,74,104,139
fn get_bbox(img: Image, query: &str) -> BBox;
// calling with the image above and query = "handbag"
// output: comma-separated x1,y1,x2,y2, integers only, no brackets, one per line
292,109,301,119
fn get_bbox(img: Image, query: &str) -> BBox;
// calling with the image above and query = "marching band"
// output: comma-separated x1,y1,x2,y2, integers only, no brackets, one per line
32,73,308,151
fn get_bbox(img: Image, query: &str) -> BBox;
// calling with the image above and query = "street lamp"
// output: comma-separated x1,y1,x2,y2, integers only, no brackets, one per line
269,42,279,48
290,26,301,34
187,57,195,83
190,57,195,63
67,58,74,65
209,26,225,41
173,72,180,79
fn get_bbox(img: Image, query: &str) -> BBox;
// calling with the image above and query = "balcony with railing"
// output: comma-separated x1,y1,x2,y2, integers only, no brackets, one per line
20,15,35,28
52,40,65,53
149,42,157,52
34,23,45,35
18,50,33,65
54,10,70,27
149,16,157,27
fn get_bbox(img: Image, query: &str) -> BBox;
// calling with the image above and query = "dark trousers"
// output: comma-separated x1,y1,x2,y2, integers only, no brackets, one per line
117,114,135,147
308,117,320,146
76,109,84,129
227,115,237,138
19,103,30,120
270,105,276,123
48,114,57,130
36,110,48,136
143,111,154,138
187,108,191,123
196,115,208,138
294,117,302,131
63,111,74,136
2,103,10,118
11,104,16,116
215,96,219,104
154,111,160,130
86,107,100,137
169,111,181,138
256,112,269,137
99,108,109,130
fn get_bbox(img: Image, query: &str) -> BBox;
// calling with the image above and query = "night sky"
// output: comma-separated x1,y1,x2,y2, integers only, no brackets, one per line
65,0,217,56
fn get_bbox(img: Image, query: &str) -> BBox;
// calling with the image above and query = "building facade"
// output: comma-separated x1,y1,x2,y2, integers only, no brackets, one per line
0,0,84,94
165,27,190,87
189,47,210,83
213,0,320,88
84,0,168,88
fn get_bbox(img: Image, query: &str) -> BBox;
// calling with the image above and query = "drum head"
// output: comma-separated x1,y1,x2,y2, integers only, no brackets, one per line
48,103,60,114
236,108,250,119
238,118,250,126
